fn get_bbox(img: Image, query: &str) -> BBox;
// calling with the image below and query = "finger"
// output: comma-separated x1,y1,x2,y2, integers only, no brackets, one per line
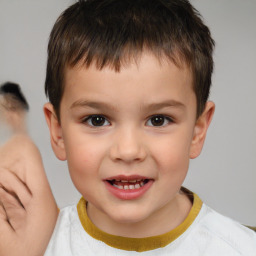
0,190,21,256
0,168,32,210
0,188,16,232
0,200,9,224
0,187,26,232
0,203,15,253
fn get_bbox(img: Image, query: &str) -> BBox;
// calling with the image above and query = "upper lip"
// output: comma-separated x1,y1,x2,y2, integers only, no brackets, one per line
104,175,152,181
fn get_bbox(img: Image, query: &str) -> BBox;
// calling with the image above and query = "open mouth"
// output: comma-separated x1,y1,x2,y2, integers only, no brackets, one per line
106,179,150,190
104,177,154,200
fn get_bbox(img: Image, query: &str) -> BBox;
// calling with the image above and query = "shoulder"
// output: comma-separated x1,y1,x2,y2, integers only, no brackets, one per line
44,204,82,256
55,204,79,233
192,204,256,255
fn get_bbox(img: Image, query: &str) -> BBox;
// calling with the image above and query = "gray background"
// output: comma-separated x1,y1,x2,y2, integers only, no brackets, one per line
0,0,255,226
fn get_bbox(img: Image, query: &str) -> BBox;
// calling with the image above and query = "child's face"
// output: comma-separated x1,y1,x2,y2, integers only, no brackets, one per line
45,53,214,234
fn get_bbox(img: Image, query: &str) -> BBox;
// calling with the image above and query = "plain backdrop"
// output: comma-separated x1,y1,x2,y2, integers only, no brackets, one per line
0,0,255,226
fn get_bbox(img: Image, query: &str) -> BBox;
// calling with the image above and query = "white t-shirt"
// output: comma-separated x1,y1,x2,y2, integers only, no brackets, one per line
44,193,256,256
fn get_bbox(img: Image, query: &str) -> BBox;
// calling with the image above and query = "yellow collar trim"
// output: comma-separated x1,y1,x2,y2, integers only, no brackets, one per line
77,190,202,252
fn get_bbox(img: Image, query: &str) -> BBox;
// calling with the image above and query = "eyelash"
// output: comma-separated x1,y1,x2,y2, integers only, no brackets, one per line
82,115,110,127
82,114,174,127
146,115,174,127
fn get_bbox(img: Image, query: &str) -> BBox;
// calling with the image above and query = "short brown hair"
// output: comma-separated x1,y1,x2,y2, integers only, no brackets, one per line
45,0,215,119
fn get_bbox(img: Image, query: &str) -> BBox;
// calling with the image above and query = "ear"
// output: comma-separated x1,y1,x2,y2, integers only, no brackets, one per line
43,103,66,161
189,101,215,159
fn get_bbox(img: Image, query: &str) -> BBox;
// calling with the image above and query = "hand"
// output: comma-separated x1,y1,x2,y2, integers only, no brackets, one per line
0,134,58,256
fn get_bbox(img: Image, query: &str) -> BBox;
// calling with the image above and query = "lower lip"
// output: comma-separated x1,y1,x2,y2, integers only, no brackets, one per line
104,180,153,200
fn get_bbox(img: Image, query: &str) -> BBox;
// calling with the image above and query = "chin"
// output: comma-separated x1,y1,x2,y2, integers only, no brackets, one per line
108,207,151,225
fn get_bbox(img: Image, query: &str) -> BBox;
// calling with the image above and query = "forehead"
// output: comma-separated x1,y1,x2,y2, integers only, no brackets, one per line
62,53,195,111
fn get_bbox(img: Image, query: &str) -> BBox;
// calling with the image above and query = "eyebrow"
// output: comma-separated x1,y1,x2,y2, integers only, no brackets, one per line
70,99,185,112
70,99,118,111
144,100,185,111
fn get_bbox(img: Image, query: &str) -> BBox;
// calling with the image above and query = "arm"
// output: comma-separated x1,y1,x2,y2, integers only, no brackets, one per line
0,134,58,256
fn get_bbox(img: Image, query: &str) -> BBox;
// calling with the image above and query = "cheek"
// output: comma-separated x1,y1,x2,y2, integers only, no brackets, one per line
156,145,190,196
64,136,108,190
152,133,192,175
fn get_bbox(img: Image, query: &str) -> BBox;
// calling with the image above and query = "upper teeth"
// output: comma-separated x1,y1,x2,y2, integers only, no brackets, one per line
112,181,145,190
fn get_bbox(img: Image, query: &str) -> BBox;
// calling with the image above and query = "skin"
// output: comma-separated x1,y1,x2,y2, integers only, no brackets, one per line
0,94,58,255
44,52,214,238
0,134,58,256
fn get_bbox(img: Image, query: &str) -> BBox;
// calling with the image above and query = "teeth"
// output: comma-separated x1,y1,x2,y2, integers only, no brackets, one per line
135,184,140,189
111,181,148,190
109,178,149,190
113,184,124,189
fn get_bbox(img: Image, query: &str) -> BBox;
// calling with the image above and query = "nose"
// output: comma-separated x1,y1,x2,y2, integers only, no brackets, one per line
109,126,147,163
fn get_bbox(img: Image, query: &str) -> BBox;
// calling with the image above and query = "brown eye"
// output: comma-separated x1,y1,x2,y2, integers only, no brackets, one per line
84,115,110,127
147,115,173,127
151,116,164,126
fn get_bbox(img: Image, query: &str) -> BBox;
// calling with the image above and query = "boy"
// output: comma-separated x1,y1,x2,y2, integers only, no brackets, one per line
1,0,255,255
42,0,256,255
